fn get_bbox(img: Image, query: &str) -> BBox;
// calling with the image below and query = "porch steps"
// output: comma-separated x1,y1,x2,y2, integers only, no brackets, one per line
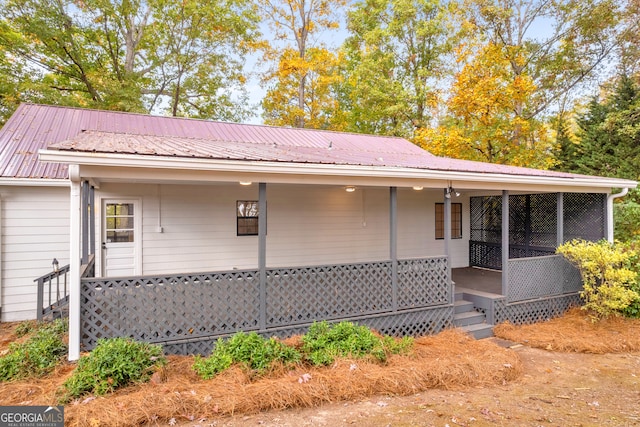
454,294,494,339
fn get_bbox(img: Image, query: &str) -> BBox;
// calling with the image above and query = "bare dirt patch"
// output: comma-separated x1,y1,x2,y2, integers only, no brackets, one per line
0,311,639,426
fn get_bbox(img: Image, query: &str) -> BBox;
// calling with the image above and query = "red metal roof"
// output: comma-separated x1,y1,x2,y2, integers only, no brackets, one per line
0,103,423,179
0,103,611,181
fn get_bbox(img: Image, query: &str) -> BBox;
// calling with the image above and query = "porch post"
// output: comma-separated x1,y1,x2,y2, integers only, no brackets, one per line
557,193,564,247
390,187,398,311
501,190,509,297
81,181,89,264
444,188,452,302
258,182,267,330
68,166,82,361
89,185,96,257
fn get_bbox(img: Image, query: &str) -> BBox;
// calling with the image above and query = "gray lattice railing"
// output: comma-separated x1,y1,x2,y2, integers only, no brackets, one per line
507,254,582,302
80,256,451,353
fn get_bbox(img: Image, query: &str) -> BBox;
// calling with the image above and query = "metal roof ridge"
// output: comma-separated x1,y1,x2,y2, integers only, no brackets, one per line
20,103,410,141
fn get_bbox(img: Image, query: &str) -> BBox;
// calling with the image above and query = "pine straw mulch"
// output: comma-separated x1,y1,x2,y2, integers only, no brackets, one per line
0,329,521,427
494,307,640,353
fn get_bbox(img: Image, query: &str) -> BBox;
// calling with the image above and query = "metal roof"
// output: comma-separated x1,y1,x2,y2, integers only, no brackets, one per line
0,103,636,187
0,103,422,179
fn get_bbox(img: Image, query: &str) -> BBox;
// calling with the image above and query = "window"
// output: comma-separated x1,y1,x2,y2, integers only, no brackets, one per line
105,203,135,242
435,203,462,239
237,200,260,236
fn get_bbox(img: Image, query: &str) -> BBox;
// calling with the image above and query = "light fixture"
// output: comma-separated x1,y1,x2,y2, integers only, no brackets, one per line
239,181,252,186
445,186,460,198
345,186,356,193
52,258,59,273
412,186,423,191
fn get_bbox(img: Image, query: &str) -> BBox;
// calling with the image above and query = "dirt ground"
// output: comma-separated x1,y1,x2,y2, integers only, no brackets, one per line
201,341,640,427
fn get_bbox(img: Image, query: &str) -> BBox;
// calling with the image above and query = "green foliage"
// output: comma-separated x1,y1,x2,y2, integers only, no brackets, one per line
14,320,37,337
193,332,301,380
619,240,640,317
557,239,640,319
0,319,68,381
558,75,640,179
615,195,640,243
61,337,165,401
301,321,413,366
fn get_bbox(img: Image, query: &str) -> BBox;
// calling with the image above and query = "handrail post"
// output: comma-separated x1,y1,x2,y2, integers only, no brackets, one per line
36,278,44,321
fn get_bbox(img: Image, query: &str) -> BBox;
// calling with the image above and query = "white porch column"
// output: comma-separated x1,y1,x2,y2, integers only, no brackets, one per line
501,190,509,297
68,165,82,361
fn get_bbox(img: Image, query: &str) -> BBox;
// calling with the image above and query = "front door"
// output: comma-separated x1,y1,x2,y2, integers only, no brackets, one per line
102,200,140,277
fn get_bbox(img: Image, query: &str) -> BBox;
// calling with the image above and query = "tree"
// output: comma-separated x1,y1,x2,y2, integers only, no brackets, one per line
417,42,555,168
463,0,622,120
145,0,260,121
262,47,346,129
338,0,459,138
0,0,259,122
258,0,347,128
562,74,640,179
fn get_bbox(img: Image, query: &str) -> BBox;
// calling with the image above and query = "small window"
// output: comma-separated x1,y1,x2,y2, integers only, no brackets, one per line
105,203,135,242
237,200,260,236
435,203,462,239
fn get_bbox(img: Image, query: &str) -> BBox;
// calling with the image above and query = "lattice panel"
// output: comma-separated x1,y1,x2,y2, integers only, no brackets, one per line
159,306,454,355
507,255,582,302
469,241,502,270
470,196,502,243
508,194,557,249
81,270,261,350
494,294,581,325
397,257,450,307
563,193,606,242
265,262,393,327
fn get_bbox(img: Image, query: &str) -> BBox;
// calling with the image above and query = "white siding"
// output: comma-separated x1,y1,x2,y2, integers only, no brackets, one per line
1,186,70,321
95,183,470,275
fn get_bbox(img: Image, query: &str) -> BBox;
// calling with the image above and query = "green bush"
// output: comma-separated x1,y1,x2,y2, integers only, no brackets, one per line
619,240,640,317
0,319,68,381
61,337,165,401
557,239,640,319
301,321,413,366
193,332,300,380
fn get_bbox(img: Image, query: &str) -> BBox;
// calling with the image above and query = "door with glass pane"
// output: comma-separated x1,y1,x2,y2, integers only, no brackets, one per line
103,200,140,277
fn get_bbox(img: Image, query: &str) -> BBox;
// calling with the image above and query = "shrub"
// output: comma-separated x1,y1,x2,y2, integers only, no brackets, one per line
301,321,413,366
193,332,301,380
61,337,165,401
557,239,639,319
619,240,640,318
0,319,68,381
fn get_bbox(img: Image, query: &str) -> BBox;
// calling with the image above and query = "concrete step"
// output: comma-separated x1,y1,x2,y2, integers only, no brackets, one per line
454,299,475,314
460,323,494,339
453,310,486,327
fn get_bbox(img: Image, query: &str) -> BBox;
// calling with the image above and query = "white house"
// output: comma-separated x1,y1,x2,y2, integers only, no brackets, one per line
0,103,635,360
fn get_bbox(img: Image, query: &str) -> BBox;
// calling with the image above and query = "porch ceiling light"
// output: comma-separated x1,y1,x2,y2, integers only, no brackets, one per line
445,186,460,198
239,181,252,186
345,186,356,193
412,186,424,190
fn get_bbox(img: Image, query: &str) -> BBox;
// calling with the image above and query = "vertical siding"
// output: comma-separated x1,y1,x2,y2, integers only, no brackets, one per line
1,186,70,321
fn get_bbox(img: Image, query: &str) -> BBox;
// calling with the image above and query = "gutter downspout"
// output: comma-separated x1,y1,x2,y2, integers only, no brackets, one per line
607,188,629,243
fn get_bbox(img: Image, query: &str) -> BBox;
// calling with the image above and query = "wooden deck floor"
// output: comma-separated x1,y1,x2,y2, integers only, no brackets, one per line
452,267,503,295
